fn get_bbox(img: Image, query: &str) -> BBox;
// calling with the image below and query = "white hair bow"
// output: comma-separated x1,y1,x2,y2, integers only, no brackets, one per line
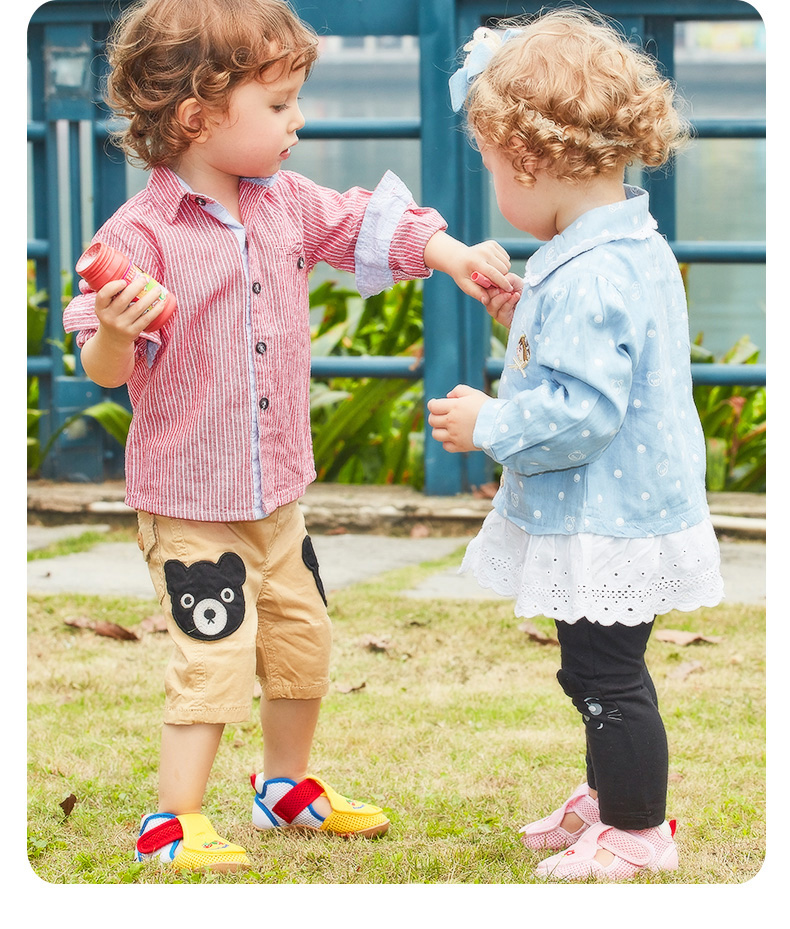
448,27,521,112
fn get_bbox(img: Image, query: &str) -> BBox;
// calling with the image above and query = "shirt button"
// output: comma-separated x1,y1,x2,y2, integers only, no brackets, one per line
297,256,305,270
196,197,206,206
255,341,267,354
259,397,269,410
252,281,262,294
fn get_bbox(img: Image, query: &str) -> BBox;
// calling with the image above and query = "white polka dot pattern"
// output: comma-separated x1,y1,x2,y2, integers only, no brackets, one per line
471,186,710,540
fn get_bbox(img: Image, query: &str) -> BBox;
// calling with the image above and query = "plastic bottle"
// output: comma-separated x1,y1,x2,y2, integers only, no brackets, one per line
76,242,176,332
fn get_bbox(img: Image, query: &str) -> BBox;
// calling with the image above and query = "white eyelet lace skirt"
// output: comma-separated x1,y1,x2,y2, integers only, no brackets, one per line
460,509,725,626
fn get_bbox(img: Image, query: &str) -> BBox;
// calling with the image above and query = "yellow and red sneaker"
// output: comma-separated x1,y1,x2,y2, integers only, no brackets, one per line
251,774,389,838
135,811,250,872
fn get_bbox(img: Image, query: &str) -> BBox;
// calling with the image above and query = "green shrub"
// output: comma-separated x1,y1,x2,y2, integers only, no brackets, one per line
26,266,767,492
309,279,425,487
27,262,131,475
691,335,766,493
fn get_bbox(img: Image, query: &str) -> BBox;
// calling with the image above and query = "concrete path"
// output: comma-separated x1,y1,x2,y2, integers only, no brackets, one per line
27,524,764,606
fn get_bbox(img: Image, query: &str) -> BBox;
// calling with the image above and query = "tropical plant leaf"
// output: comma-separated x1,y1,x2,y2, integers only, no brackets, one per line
80,401,133,447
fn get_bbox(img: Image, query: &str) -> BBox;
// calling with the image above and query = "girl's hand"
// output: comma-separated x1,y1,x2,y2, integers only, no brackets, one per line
424,231,512,302
427,384,490,453
475,271,523,327
94,276,165,344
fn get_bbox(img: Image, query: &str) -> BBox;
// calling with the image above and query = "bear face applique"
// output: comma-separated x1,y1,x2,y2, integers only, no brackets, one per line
164,551,246,641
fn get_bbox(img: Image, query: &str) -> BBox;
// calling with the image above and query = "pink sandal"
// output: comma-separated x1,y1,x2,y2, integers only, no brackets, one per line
536,819,679,881
519,783,600,850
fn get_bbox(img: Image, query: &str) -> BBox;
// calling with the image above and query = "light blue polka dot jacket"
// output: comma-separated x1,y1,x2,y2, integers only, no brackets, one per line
473,186,710,538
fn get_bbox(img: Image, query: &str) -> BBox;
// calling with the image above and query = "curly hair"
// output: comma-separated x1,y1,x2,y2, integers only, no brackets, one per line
105,0,319,168
464,8,690,187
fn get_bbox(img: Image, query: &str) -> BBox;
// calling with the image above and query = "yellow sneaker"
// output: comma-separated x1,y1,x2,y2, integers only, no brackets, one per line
251,774,390,838
135,811,250,872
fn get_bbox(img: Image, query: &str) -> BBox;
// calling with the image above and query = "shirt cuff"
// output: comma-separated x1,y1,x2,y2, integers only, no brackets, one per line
353,170,419,298
472,397,508,455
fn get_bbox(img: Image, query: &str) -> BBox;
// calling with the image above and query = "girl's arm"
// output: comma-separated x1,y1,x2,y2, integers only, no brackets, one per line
429,273,640,468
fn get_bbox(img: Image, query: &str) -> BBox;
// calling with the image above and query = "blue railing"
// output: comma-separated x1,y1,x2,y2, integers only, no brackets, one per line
27,0,765,491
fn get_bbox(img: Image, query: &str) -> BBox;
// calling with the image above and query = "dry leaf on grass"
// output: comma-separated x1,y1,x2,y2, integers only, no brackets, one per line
336,681,367,694
139,614,168,634
59,794,77,819
655,629,723,646
668,660,705,681
517,621,559,646
359,634,392,652
64,617,139,641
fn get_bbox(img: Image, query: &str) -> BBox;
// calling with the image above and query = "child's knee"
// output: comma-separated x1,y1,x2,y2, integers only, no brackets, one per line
556,669,625,729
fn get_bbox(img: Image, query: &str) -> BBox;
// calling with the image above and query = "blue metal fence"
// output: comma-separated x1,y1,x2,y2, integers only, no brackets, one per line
27,0,766,492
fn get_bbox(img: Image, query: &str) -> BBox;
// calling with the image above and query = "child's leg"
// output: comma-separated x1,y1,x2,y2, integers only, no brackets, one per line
158,722,225,814
573,661,658,833
252,693,389,834
136,720,249,871
555,617,668,830
528,618,674,875
259,697,331,818
260,697,321,780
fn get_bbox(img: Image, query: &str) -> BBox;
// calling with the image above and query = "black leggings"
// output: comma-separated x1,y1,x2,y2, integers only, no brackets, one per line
554,617,667,830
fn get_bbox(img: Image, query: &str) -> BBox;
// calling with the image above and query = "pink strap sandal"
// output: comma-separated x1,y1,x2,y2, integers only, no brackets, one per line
519,782,600,850
536,819,679,881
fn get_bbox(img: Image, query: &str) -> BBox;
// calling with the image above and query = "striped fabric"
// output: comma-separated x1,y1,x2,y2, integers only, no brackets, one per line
64,166,446,521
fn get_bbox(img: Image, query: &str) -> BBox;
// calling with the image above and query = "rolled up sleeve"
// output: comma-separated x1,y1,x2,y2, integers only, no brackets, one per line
354,171,446,297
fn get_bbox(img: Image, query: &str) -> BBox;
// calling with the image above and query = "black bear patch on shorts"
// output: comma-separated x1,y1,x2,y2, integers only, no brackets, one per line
302,535,327,606
164,551,246,641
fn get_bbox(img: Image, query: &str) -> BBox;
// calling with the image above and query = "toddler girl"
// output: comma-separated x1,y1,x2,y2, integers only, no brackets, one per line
429,8,724,881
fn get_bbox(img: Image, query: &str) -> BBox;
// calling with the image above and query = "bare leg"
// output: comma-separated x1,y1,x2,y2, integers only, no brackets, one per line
260,697,330,817
158,722,224,814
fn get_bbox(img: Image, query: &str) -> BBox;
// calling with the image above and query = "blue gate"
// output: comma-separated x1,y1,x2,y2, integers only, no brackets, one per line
27,0,766,493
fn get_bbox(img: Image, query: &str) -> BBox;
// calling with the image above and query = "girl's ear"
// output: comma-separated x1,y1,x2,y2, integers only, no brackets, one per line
507,136,541,173
176,98,210,142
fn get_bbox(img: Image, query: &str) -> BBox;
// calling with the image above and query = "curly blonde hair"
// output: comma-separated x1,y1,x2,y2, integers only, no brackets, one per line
464,8,689,187
105,0,319,168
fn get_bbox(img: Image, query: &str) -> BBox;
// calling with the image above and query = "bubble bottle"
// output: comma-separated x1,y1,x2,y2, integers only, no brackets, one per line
76,242,176,332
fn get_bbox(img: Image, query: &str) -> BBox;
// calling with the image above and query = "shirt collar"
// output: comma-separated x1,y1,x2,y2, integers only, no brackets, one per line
523,185,657,287
147,165,279,224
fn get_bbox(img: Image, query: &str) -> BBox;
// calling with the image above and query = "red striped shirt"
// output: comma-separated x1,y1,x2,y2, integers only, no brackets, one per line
63,166,446,521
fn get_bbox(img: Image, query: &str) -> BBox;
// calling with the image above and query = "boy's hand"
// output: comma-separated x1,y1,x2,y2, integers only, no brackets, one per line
80,276,164,388
424,231,512,303
94,276,165,343
427,384,490,453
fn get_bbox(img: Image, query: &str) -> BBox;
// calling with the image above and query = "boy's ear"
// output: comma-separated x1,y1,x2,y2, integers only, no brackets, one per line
176,98,209,142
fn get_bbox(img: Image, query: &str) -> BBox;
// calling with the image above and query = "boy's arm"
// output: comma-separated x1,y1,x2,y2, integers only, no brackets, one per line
79,277,166,388
423,230,516,305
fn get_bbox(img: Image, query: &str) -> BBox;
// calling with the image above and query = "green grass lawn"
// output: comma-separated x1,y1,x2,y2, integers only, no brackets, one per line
27,548,765,885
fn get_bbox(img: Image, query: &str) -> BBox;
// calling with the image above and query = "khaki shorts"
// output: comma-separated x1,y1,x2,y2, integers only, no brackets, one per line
137,501,332,724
